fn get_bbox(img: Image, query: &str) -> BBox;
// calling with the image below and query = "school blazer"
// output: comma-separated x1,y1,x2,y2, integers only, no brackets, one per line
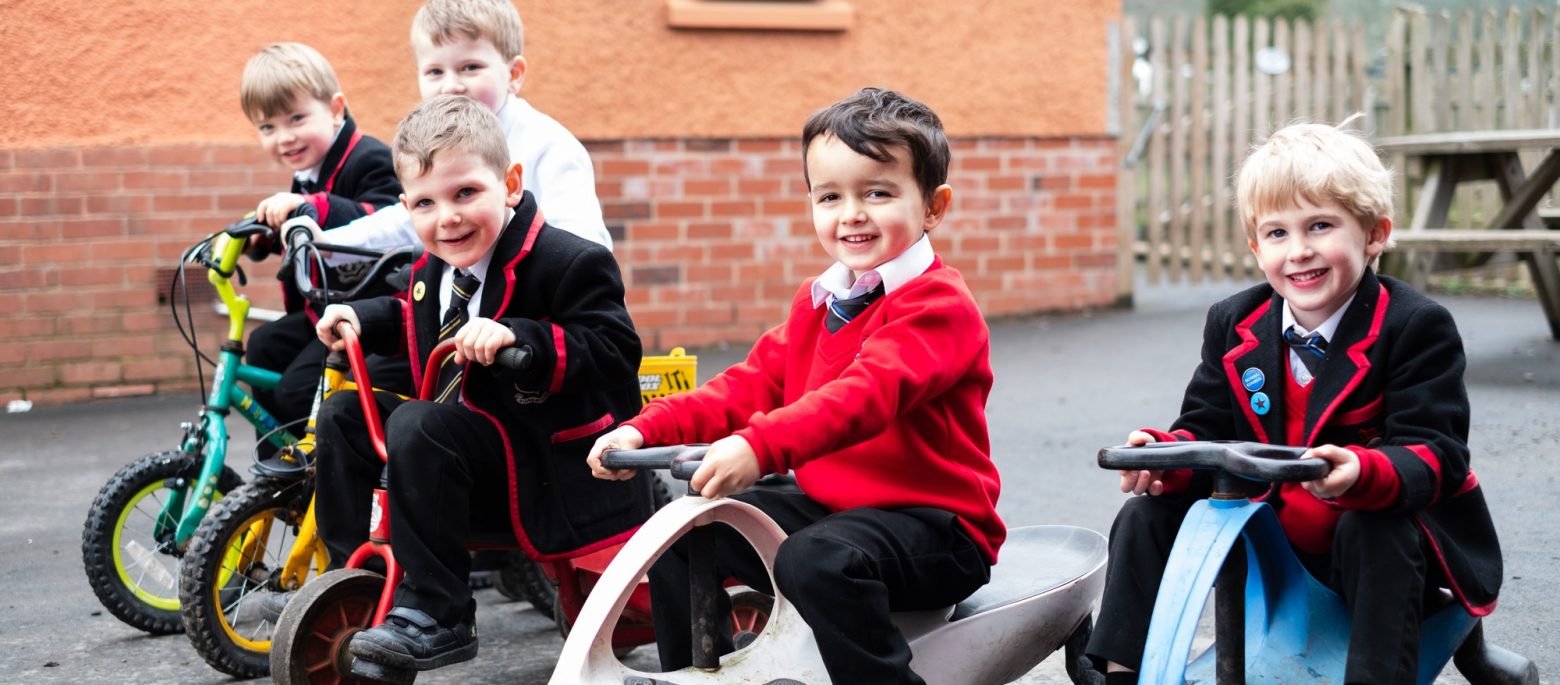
353,191,652,560
1156,269,1502,614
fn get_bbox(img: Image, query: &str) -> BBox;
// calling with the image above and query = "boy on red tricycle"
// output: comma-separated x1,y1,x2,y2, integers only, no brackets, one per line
305,94,651,675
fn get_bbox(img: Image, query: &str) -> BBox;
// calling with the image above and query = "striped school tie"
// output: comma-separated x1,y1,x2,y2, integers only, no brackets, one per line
824,283,885,333
1283,326,1328,377
433,269,481,403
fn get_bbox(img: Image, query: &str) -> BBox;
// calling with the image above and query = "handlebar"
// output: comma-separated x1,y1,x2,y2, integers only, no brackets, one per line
417,339,534,400
282,215,423,305
222,212,273,241
336,323,389,462
1097,441,1327,484
601,445,710,481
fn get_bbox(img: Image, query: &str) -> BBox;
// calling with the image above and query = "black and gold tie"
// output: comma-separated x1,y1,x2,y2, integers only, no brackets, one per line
433,269,481,403
824,284,885,333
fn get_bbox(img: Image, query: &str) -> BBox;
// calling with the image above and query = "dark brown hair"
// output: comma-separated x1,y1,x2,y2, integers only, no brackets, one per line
802,87,950,203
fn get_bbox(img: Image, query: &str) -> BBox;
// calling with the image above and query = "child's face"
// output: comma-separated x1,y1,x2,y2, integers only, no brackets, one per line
253,92,344,173
805,135,951,279
412,33,525,115
1249,197,1391,330
401,150,524,270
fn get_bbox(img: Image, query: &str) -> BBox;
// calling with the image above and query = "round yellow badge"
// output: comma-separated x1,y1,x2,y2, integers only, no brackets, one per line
412,281,426,301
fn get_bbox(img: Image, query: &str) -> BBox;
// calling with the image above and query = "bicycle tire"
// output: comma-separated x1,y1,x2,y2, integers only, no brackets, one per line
180,477,318,678
492,551,558,618
81,449,243,634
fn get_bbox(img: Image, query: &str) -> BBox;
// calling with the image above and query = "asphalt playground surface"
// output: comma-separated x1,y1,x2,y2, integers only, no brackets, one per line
2,276,1556,684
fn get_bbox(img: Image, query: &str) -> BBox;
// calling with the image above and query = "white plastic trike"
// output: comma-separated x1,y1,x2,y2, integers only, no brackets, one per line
549,445,1110,685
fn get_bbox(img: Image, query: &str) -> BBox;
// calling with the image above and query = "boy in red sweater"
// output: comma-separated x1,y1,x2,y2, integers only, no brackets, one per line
587,87,1004,684
1086,121,1503,684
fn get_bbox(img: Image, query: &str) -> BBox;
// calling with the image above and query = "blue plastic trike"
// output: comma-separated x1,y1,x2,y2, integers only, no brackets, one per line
1097,441,1537,684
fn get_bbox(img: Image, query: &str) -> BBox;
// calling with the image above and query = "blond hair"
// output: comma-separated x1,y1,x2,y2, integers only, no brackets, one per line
1235,119,1394,247
393,94,511,179
411,0,524,60
240,43,341,122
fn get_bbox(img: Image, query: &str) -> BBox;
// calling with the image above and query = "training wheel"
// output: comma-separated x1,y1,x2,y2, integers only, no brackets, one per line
270,569,388,685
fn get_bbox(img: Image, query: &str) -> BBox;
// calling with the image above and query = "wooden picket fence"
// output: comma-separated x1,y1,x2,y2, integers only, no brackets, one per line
1118,4,1560,289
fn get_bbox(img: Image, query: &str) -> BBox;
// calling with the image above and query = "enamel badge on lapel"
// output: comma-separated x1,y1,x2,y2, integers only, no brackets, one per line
413,281,426,301
1241,367,1265,392
1250,391,1271,416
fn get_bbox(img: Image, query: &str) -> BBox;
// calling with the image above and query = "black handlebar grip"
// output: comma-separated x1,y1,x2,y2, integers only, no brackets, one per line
669,460,703,481
1098,441,1327,484
600,445,711,474
495,346,534,370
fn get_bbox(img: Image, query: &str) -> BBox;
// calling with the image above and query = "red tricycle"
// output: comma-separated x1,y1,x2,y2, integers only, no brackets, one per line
267,325,661,684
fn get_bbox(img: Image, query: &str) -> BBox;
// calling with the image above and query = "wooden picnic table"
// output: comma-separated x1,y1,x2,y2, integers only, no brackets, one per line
1373,129,1560,339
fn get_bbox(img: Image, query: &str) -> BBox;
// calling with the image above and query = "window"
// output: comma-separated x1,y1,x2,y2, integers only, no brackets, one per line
666,0,853,32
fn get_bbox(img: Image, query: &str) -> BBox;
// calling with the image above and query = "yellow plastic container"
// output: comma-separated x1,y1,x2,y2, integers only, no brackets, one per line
637,347,698,406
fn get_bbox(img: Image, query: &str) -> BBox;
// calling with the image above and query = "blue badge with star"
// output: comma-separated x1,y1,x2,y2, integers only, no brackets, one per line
1250,391,1271,416
1241,367,1265,392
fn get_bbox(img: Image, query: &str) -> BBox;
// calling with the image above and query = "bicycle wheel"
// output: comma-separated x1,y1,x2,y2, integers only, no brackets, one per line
492,552,557,617
81,449,242,634
181,477,320,678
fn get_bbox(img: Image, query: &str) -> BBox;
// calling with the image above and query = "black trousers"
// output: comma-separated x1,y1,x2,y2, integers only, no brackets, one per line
247,310,413,441
314,390,514,626
648,488,990,685
1086,495,1434,684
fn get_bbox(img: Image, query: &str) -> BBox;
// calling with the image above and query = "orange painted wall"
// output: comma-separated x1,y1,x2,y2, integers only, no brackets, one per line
2,0,1119,148
1,1,1122,405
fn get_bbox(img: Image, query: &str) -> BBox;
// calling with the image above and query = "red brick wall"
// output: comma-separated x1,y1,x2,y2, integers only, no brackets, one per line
0,136,1117,405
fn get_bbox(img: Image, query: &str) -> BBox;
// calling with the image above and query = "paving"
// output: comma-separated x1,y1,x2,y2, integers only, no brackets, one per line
2,276,1555,684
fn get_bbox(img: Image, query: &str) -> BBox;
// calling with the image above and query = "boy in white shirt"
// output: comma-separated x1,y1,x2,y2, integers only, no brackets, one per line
322,0,609,254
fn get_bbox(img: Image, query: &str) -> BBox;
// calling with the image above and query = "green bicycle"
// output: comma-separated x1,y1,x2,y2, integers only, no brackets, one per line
80,211,412,635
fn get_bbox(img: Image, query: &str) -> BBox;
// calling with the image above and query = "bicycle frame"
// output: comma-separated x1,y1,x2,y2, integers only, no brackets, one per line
217,361,356,595
158,232,297,547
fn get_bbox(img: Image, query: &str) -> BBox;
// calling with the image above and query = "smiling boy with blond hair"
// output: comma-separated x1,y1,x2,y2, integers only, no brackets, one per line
1088,121,1504,684
306,94,647,674
321,0,608,254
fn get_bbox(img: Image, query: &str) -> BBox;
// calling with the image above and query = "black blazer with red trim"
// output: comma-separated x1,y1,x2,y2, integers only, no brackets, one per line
281,112,402,315
351,191,652,560
1156,269,1501,613
292,111,400,229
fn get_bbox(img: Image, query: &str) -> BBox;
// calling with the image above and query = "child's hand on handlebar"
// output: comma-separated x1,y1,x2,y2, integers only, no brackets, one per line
1300,444,1360,500
1120,430,1167,496
690,435,760,499
315,305,361,351
257,192,309,228
586,426,645,481
451,318,516,366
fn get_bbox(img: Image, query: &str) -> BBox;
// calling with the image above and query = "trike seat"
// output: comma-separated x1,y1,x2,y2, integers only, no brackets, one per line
951,525,1107,621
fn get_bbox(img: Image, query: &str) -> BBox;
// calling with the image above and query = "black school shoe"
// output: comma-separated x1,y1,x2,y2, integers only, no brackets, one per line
348,605,478,670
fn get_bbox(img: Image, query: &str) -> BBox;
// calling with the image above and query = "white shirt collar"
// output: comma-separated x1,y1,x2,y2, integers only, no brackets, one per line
438,208,511,316
495,94,525,130
1281,293,1355,342
293,125,344,188
810,233,934,308
1281,293,1354,386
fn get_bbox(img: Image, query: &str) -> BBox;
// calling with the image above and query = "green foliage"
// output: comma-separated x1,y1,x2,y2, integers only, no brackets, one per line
1207,0,1328,20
